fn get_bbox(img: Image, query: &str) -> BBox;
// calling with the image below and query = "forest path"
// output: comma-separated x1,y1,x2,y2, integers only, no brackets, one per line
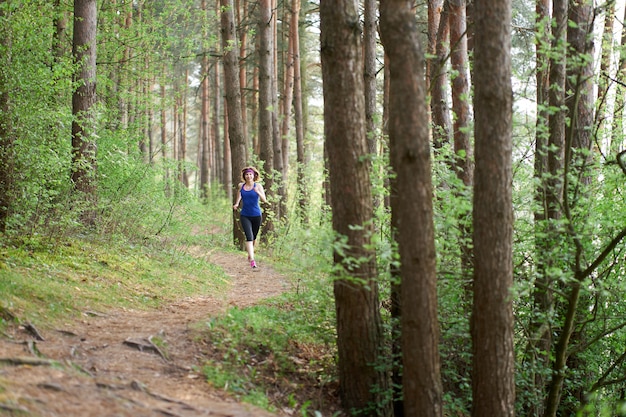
0,250,291,417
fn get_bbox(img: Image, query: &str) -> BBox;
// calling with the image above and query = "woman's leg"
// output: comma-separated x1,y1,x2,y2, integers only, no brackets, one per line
248,216,262,267
250,216,263,242
240,216,255,263
245,240,255,265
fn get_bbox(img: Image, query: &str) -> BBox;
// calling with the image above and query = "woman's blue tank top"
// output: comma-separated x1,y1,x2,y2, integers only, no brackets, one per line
240,183,262,217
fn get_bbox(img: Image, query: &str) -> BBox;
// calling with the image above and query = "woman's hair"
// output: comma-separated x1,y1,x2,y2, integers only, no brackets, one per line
241,166,260,181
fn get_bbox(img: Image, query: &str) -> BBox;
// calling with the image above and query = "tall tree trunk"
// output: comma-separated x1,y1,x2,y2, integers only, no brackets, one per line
220,0,246,246
213,56,223,187
450,0,472,187
595,1,615,140
611,4,626,153
271,0,286,222
292,0,307,222
179,69,189,188
258,0,275,236
449,0,473,289
237,0,249,151
53,0,69,60
363,0,377,156
160,82,169,192
278,0,295,220
71,0,98,225
320,2,390,415
281,0,296,174
118,5,132,131
430,1,452,150
552,1,595,414
542,0,568,413
527,0,551,415
200,0,211,199
379,2,443,417
471,0,515,415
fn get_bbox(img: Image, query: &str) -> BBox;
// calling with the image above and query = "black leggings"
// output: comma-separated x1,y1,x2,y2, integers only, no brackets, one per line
240,215,262,242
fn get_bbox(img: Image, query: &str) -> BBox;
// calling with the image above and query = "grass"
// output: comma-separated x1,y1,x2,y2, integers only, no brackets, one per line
0,233,230,328
197,244,341,416
0,197,342,416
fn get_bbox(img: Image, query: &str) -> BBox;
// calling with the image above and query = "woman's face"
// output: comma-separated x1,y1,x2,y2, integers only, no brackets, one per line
244,171,255,181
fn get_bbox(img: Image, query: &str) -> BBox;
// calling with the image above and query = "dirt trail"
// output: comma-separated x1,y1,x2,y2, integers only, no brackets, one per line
0,250,291,417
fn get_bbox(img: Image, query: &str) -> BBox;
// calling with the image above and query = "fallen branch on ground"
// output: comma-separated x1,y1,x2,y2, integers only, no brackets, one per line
0,356,57,366
123,337,168,362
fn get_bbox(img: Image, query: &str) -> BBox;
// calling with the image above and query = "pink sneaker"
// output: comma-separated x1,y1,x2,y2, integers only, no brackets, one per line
250,260,257,268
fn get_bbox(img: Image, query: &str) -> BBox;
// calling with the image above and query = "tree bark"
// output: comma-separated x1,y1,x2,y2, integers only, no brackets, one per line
471,0,515,415
220,0,247,247
236,0,249,152
527,0,551,415
595,1,614,137
449,0,473,300
320,2,390,415
430,1,452,150
71,0,98,225
551,2,595,415
53,0,69,60
379,2,443,417
291,0,308,222
363,0,377,156
257,0,275,236
610,4,626,153
542,0,568,414
200,0,211,199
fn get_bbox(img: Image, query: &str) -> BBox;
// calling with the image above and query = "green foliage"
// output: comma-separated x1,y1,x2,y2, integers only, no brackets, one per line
201,281,337,415
0,231,230,330
198,213,341,415
0,1,76,235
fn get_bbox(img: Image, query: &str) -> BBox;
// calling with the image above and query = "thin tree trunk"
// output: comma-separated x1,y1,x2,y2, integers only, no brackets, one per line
258,0,276,236
553,2,595,414
449,0,473,302
527,0,551,415
611,5,626,153
595,1,614,139
220,0,246,246
213,56,223,187
542,0,568,413
160,82,168,181
363,0,377,156
71,0,98,225
431,2,452,150
292,0,307,222
271,0,286,221
281,0,295,175
200,0,210,198
237,0,249,150
180,69,189,188
53,0,68,60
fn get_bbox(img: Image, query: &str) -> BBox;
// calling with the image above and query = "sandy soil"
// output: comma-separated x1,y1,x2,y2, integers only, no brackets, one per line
0,250,293,417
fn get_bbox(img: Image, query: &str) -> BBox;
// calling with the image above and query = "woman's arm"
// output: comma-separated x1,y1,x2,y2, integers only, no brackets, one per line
233,183,243,209
255,183,268,203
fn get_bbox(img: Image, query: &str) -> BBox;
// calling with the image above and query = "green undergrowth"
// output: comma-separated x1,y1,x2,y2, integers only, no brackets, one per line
200,285,339,416
0,195,341,415
0,232,230,330
198,224,341,416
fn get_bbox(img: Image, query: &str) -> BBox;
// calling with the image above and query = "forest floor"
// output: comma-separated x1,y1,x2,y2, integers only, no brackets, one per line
0,249,328,417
